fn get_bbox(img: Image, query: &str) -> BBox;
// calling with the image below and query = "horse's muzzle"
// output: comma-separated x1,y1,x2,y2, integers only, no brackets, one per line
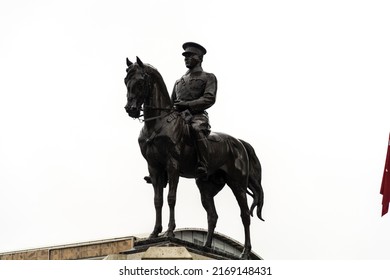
125,105,140,118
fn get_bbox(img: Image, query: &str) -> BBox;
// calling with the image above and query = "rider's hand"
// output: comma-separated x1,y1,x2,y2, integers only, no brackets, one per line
174,101,189,111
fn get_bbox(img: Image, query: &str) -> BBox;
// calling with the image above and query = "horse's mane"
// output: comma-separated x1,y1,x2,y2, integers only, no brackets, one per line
144,64,170,99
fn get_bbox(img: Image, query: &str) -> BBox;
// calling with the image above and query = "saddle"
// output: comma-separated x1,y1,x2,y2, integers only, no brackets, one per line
167,110,222,143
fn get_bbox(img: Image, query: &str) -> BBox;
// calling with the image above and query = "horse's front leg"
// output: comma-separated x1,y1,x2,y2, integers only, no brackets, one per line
149,167,167,239
165,159,180,238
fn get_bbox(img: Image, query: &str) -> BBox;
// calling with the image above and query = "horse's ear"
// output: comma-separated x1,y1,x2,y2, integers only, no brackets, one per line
126,57,133,67
136,56,144,68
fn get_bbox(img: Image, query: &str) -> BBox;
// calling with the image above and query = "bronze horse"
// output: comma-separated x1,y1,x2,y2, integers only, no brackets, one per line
124,57,264,259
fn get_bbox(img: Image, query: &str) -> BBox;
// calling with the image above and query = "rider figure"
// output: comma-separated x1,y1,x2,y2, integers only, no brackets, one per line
172,42,217,179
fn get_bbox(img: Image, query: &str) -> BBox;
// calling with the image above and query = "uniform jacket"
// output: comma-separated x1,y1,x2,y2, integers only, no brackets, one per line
171,66,217,114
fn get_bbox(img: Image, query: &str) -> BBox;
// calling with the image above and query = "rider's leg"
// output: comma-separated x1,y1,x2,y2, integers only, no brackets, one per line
191,116,210,179
195,131,208,178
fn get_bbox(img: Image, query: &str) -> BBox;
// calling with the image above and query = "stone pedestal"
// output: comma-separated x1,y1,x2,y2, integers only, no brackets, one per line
141,246,193,260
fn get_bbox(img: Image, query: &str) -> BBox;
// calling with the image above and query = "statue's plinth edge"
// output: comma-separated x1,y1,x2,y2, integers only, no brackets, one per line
111,235,261,260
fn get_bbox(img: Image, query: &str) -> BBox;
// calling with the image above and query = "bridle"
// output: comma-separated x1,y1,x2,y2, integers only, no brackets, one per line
128,68,173,123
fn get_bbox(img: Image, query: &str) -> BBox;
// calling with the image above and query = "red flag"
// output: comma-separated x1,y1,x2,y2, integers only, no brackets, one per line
380,133,390,216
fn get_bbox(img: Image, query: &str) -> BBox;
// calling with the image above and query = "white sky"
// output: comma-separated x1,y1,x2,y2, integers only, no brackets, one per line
0,0,389,260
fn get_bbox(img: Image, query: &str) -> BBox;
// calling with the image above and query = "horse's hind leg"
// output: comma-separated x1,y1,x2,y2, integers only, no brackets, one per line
231,185,252,259
196,178,223,248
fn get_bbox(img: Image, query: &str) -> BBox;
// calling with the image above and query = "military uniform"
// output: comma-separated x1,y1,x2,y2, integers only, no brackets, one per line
171,42,217,178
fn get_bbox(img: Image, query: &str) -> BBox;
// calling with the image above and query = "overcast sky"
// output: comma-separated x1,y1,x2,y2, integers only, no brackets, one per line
1,0,389,260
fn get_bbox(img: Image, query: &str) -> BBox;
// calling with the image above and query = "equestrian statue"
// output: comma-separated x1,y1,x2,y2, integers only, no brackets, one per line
124,42,264,259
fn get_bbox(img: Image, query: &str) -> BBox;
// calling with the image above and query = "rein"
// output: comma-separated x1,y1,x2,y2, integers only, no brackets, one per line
136,106,174,123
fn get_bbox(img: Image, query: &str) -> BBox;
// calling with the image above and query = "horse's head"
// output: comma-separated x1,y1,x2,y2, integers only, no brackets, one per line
124,57,151,118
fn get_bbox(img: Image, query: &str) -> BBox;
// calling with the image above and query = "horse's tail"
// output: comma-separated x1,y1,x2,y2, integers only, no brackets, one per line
240,139,265,221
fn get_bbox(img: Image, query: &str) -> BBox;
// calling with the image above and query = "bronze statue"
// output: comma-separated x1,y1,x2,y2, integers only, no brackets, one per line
124,44,264,259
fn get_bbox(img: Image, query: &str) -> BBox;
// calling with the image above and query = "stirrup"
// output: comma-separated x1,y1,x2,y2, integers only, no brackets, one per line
144,176,152,184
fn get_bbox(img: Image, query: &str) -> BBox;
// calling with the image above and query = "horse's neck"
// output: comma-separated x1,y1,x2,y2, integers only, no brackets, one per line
144,74,172,128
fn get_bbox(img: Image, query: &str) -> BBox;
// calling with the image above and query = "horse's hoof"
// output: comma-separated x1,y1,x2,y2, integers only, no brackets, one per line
163,230,175,238
149,228,162,239
239,251,251,260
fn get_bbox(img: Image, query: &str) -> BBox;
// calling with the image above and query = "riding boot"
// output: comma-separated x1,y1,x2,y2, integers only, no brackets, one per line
195,137,209,179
